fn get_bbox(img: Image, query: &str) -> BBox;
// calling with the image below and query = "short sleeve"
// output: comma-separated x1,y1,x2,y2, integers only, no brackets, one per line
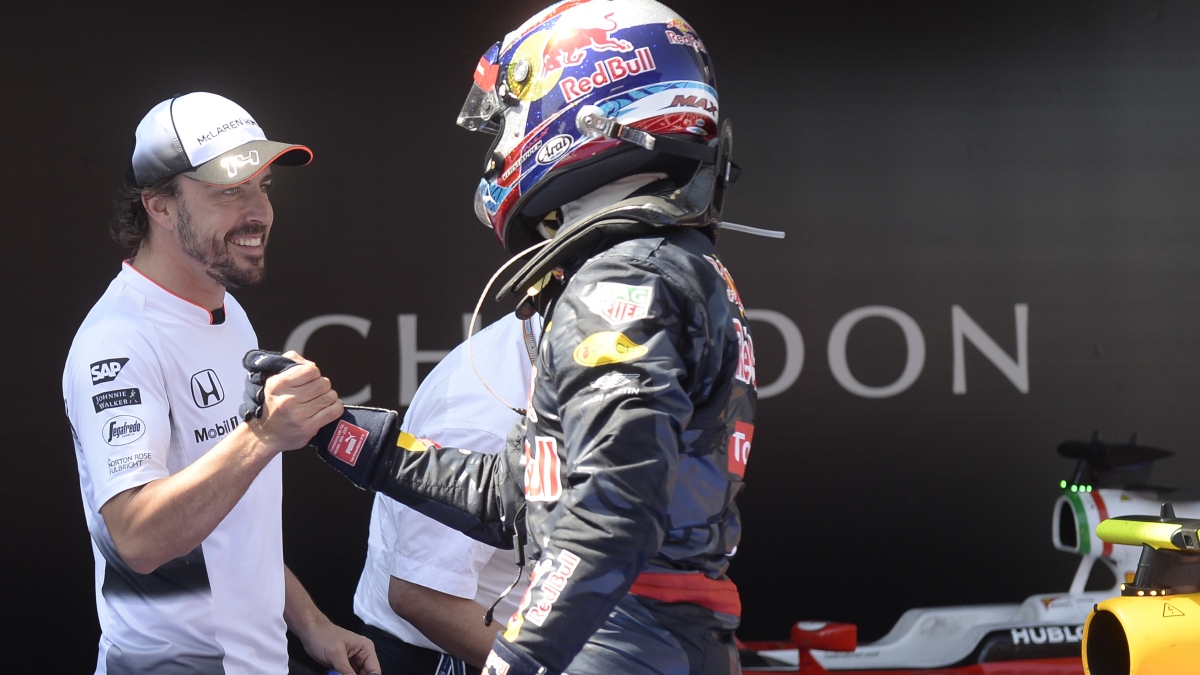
64,324,173,509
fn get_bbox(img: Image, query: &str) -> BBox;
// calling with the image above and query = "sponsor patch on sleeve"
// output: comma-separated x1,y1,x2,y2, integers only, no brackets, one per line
484,650,511,675
580,282,655,325
101,415,146,446
90,357,130,385
328,420,369,466
728,421,754,478
107,451,153,476
524,549,582,627
733,318,756,388
524,437,562,502
581,372,641,406
92,388,141,412
572,331,649,367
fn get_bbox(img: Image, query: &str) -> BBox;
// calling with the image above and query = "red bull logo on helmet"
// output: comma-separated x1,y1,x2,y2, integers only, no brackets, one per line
541,12,633,76
504,8,647,104
559,47,656,103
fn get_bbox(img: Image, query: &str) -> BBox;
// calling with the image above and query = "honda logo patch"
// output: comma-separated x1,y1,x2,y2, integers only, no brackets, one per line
190,369,225,408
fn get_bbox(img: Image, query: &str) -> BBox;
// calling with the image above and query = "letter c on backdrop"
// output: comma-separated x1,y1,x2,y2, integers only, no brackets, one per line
285,314,372,404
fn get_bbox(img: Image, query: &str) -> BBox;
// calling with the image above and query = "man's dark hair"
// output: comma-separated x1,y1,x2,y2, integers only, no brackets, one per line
111,176,179,252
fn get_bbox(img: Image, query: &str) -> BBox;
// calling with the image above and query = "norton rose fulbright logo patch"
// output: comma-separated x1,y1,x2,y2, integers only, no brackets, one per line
573,331,649,367
581,282,654,325
328,420,370,466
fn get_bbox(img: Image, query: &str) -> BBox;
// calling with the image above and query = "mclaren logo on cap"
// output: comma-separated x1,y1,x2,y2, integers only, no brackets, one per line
220,150,260,178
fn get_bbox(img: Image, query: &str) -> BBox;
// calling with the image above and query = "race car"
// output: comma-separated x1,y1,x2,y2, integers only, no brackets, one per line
1082,502,1200,674
737,433,1200,674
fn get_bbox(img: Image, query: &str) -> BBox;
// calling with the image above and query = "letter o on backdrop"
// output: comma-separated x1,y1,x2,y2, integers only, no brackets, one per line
827,306,925,398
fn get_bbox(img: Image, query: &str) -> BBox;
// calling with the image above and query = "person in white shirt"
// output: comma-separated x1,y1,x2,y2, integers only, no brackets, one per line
353,315,536,675
62,92,380,675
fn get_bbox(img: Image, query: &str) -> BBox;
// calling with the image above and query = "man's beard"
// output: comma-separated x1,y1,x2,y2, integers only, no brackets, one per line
176,201,267,289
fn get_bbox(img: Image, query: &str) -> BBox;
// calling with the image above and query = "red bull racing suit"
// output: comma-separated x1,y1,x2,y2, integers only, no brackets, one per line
374,224,757,675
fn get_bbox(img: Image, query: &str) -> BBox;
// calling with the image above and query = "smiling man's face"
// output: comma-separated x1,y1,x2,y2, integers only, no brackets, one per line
173,168,275,289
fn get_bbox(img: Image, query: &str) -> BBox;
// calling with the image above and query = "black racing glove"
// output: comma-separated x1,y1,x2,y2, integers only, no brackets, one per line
239,350,302,422
242,349,400,488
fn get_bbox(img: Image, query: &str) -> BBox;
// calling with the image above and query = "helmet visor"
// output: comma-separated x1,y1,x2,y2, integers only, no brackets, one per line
456,42,504,134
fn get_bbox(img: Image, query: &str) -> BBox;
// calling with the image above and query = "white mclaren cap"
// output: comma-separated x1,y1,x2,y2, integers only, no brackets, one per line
130,92,312,187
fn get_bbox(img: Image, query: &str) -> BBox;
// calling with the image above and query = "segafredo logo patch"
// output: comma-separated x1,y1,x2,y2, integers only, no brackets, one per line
101,415,145,446
581,282,654,325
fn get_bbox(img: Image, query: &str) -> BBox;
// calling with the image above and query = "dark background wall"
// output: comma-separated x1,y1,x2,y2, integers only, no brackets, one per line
5,1,1200,670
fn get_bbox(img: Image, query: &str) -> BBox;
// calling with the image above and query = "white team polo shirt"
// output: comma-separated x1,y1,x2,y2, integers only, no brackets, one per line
63,262,286,675
354,314,535,652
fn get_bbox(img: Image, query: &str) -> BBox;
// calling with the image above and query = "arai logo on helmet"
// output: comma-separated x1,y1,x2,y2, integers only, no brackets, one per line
536,135,573,165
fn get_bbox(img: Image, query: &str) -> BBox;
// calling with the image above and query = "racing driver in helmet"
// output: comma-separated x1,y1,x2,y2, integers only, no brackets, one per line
245,1,757,673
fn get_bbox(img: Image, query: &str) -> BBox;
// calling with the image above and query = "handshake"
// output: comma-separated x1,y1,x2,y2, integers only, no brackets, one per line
239,349,409,491
240,349,526,550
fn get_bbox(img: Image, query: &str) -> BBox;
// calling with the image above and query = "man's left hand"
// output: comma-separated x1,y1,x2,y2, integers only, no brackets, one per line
300,619,381,675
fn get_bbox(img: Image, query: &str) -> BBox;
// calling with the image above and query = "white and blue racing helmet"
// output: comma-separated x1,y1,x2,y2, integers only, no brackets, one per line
457,0,721,253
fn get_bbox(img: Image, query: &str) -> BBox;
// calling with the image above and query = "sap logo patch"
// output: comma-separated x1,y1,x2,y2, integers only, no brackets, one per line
573,331,648,367
102,415,145,446
328,421,370,466
92,388,141,413
581,282,654,325
728,421,754,477
190,370,225,408
90,358,129,385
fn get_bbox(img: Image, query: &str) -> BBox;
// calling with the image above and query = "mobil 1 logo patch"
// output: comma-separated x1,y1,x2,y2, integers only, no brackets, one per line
92,388,141,412
90,357,130,385
190,369,225,408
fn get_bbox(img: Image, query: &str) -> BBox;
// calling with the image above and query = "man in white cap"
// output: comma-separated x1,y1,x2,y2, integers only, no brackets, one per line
62,92,380,675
